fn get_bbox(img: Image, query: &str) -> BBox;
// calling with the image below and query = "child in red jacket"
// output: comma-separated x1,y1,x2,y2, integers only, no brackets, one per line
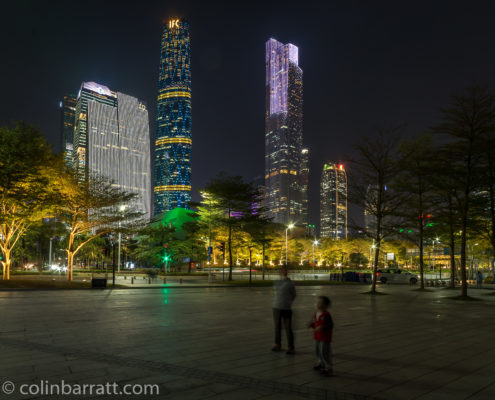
308,296,334,376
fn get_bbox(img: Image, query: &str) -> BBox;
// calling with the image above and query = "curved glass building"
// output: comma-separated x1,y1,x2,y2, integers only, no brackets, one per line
154,18,192,215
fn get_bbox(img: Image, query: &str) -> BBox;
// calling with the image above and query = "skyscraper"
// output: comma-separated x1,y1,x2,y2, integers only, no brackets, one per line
72,81,151,219
264,38,307,226
60,94,77,167
320,163,347,239
154,18,192,215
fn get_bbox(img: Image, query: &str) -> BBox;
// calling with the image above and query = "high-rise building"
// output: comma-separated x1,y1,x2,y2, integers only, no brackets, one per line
320,163,347,239
264,38,307,226
72,81,151,219
60,94,77,167
154,18,192,215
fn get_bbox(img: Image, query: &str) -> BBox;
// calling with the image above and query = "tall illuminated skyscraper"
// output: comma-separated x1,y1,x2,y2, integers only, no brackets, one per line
72,82,151,219
320,163,347,239
60,94,77,167
154,18,192,215
264,38,307,226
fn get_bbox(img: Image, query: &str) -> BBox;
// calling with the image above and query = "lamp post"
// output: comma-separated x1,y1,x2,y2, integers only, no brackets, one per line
285,223,295,267
312,240,319,276
117,205,126,273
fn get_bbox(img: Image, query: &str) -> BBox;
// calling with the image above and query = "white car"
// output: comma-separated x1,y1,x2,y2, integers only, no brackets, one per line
376,269,418,284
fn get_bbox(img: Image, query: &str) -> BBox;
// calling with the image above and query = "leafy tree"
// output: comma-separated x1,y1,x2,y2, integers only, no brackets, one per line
132,220,179,269
56,172,141,281
202,173,257,280
244,216,277,280
0,123,59,280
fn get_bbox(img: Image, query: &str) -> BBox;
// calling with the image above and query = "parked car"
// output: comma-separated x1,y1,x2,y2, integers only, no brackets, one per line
376,269,418,284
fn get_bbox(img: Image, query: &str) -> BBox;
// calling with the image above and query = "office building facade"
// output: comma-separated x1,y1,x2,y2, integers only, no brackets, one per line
72,81,151,219
60,94,77,167
320,163,347,239
154,18,192,215
264,38,307,226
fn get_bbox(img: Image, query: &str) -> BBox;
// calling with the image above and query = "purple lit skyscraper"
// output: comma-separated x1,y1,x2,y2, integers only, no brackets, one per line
264,39,307,226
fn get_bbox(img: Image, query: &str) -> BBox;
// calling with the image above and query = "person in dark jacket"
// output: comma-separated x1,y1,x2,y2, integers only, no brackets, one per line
308,296,334,376
272,267,297,354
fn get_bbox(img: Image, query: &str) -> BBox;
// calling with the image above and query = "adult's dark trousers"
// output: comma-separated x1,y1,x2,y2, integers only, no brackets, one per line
273,308,294,348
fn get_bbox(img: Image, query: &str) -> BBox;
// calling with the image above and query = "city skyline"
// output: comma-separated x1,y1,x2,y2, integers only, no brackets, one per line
5,2,495,226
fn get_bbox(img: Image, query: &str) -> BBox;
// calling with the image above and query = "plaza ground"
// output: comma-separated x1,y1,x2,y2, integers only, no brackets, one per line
0,285,494,399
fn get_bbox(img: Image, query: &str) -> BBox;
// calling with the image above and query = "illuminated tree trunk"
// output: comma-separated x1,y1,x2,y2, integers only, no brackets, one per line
1,250,12,280
67,251,74,282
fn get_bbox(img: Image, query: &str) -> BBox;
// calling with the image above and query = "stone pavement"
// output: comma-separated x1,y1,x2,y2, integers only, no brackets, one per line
0,285,494,399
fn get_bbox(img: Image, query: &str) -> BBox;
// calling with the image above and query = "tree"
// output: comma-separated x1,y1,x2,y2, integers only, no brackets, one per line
202,173,258,280
395,134,436,289
430,147,462,287
132,220,179,269
349,128,404,293
57,172,141,281
431,86,495,297
244,215,276,281
0,123,59,280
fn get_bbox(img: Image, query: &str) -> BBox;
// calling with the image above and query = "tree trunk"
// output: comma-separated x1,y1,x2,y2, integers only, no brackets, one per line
371,240,381,293
2,249,11,280
262,243,265,280
419,221,425,289
67,251,74,281
249,248,252,284
228,209,233,281
448,195,456,288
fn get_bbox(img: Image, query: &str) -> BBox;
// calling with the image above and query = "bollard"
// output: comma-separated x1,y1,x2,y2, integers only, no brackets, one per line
131,277,134,284
124,275,127,280
163,277,167,284
180,278,183,284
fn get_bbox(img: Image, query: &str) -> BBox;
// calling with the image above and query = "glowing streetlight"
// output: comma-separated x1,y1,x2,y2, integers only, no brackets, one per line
312,240,319,276
117,204,127,274
285,224,295,266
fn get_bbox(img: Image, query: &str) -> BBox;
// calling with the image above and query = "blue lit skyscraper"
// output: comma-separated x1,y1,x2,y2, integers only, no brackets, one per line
154,18,192,215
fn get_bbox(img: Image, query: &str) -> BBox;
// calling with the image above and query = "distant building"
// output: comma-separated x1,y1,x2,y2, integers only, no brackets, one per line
60,94,77,167
320,163,347,239
264,38,307,226
154,18,192,215
72,81,151,219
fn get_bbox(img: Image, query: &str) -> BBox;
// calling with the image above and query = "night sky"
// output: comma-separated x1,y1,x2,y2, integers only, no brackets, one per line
2,0,495,226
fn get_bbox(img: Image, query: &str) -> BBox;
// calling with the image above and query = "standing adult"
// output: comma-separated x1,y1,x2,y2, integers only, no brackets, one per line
476,270,483,289
272,267,296,354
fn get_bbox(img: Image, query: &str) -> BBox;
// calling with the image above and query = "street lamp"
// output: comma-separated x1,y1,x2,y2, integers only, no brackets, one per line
312,240,319,276
285,223,295,266
117,204,126,274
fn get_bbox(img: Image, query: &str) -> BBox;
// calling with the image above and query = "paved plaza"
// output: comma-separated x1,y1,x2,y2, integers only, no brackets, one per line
0,285,494,399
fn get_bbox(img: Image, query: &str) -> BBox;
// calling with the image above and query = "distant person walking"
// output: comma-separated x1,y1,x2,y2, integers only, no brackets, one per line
476,270,483,289
308,296,334,377
272,267,296,354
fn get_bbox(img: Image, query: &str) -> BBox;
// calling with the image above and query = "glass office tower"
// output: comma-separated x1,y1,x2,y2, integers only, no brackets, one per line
72,82,151,219
320,163,347,239
154,18,192,215
264,38,307,226
60,94,77,167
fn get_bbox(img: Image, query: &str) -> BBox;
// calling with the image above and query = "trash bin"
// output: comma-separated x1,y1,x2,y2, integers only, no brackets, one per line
91,278,107,288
